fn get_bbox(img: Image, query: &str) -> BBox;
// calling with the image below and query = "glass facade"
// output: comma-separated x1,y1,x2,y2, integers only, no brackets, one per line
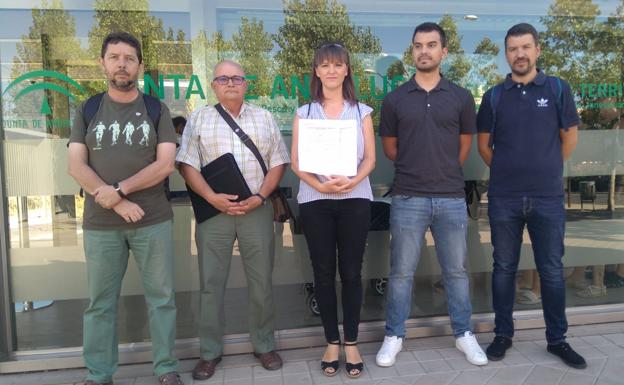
0,0,622,363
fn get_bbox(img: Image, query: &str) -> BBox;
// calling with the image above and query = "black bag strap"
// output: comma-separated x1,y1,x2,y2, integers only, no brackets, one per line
214,103,268,176
83,92,161,132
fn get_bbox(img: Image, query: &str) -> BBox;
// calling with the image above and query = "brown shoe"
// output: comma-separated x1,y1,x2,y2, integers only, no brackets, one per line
254,350,283,370
192,357,222,380
158,371,184,385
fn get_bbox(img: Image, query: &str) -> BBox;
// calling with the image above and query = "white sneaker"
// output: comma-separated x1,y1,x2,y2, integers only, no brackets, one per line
376,336,403,367
456,331,488,366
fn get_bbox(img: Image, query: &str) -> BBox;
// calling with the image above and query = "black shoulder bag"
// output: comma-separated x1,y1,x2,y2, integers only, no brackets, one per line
214,104,293,222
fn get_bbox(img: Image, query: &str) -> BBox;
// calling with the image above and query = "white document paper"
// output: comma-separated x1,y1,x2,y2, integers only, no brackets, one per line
298,119,358,176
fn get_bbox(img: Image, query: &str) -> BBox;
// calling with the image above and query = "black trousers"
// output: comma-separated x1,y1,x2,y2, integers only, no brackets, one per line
299,198,370,343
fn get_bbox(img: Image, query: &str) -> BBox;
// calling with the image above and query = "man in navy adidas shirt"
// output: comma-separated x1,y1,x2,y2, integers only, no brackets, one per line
477,23,585,369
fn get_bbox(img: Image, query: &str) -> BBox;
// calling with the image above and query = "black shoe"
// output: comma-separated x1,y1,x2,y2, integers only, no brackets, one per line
486,336,512,361
547,342,587,369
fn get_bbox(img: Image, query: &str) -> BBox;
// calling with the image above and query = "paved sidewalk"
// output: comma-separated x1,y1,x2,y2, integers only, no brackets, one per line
3,322,624,385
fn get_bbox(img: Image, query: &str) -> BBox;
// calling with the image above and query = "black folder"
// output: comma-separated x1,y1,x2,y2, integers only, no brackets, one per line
186,152,252,223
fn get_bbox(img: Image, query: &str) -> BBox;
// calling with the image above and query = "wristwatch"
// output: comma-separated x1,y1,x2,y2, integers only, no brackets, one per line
253,193,267,205
113,182,128,199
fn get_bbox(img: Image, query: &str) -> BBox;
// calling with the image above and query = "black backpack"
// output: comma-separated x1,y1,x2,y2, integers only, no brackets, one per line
82,92,161,130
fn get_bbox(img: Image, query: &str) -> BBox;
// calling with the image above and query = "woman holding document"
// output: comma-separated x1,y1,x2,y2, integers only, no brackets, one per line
291,43,375,378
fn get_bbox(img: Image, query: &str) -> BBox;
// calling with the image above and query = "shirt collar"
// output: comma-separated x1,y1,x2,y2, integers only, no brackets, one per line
407,74,451,92
221,102,247,118
504,68,547,90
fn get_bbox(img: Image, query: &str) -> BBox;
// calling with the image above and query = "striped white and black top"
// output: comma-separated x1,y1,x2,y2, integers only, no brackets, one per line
296,101,374,204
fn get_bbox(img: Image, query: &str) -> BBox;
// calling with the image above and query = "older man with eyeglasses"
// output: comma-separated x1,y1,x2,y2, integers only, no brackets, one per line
176,60,290,381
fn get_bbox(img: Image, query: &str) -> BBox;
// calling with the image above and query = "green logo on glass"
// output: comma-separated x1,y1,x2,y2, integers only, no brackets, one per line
2,70,85,115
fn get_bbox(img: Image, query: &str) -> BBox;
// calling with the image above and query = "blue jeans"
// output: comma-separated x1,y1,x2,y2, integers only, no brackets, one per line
385,196,472,338
489,196,567,344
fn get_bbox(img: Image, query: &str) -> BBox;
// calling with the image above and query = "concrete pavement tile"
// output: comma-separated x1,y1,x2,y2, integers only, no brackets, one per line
557,371,597,385
598,356,624,384
253,365,282,379
179,372,193,384
34,368,89,385
366,363,399,380
522,348,558,365
510,342,541,355
521,365,565,385
394,361,424,376
178,360,198,373
437,348,464,360
448,368,498,385
594,343,624,357
595,379,623,385
480,359,507,369
221,355,257,368
370,378,412,385
540,359,572,372
485,364,532,385
223,367,252,381
279,347,325,362
113,379,136,385
358,341,382,355
498,352,531,367
393,351,419,364
580,357,607,377
405,336,455,351
602,333,624,346
194,367,225,383
444,358,480,372
6,374,46,385
281,372,312,385
580,336,614,347
135,376,158,385
566,337,591,348
418,360,453,374
222,378,252,385
309,375,342,385
281,361,308,375
412,350,443,362
115,363,154,379
252,376,283,385
573,345,608,359
411,372,457,385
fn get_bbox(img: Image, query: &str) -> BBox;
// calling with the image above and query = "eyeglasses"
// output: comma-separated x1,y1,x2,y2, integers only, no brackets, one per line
213,75,245,85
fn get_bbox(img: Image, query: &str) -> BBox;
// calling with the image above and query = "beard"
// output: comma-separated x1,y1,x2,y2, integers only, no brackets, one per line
109,71,136,90
414,55,440,73
510,59,535,77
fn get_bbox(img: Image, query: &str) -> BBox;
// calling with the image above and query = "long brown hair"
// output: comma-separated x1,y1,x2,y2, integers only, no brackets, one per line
310,43,357,105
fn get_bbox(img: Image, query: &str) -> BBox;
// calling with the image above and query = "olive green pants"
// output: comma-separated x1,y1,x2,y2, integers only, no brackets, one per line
195,204,276,359
83,220,178,383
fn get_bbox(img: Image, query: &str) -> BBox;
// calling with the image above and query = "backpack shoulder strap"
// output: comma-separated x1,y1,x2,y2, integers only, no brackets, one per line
142,93,162,132
82,92,105,127
547,75,564,128
488,83,504,147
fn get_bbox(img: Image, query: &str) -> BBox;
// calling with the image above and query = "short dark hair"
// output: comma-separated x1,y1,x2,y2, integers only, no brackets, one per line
310,43,357,104
172,116,186,128
101,32,143,63
412,22,447,47
505,23,539,48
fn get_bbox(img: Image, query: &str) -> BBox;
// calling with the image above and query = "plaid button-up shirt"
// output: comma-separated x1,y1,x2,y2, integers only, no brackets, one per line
176,103,290,193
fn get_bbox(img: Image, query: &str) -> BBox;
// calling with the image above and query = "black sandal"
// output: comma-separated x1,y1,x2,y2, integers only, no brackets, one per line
344,341,364,378
321,341,340,377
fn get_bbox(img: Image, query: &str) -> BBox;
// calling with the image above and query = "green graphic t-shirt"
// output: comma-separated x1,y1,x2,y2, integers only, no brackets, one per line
69,92,177,230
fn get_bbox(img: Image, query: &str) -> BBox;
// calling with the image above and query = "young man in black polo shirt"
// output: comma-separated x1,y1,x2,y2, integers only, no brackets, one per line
477,23,586,369
376,22,487,367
